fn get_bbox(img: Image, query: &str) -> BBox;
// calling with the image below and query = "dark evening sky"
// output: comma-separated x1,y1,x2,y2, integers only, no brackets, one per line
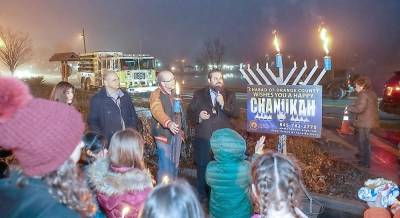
1,0,400,83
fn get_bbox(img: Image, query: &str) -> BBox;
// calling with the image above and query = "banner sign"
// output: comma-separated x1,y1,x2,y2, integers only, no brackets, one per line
246,85,322,138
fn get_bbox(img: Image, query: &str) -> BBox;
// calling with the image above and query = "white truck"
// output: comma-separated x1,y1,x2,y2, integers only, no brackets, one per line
78,51,158,93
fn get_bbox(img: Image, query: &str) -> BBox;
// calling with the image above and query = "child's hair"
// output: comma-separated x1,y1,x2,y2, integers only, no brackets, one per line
354,76,372,90
140,179,205,218
0,160,9,179
80,132,107,165
251,152,302,217
109,128,145,170
49,81,76,105
43,160,97,216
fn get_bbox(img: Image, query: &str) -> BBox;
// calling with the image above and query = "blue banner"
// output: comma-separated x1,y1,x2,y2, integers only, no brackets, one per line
247,85,322,138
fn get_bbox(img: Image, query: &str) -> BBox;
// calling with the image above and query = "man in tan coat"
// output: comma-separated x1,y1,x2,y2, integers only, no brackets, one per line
149,70,185,183
347,76,379,168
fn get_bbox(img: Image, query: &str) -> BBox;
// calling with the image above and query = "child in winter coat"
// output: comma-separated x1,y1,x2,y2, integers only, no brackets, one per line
88,128,153,218
206,128,265,218
0,77,96,217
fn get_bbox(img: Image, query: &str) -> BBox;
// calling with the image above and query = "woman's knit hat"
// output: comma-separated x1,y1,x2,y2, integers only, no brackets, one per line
0,77,84,176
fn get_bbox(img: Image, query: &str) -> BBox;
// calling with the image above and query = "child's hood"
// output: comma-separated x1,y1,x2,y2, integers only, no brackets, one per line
210,128,247,162
87,158,153,196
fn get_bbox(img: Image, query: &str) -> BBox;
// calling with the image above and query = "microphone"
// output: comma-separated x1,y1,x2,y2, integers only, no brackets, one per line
214,91,222,115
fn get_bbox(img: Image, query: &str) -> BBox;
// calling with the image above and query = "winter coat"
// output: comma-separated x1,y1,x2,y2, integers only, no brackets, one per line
0,170,80,217
347,89,379,129
88,88,140,142
206,128,253,218
149,87,187,144
87,158,153,218
188,87,239,165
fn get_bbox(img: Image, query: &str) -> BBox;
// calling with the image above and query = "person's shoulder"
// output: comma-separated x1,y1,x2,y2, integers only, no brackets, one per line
40,203,80,217
357,90,368,98
0,171,67,207
121,89,132,98
366,90,378,98
151,87,161,93
224,88,236,95
358,90,376,101
150,87,161,97
193,87,208,95
120,90,134,104
206,161,218,171
92,88,106,100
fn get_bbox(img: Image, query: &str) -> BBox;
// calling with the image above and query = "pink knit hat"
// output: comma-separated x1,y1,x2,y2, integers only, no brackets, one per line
0,77,84,176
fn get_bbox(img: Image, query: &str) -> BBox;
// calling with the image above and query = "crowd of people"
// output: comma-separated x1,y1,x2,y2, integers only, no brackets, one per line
0,70,398,218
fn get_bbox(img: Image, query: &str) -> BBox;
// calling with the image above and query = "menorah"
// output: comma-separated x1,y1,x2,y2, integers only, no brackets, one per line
240,56,331,154
241,27,331,154
239,29,332,216
240,57,330,216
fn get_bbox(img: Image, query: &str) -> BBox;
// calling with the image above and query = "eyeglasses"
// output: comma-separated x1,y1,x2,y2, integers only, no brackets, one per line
161,78,176,83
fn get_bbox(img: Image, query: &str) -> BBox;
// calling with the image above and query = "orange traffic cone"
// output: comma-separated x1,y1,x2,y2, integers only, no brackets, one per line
337,109,354,135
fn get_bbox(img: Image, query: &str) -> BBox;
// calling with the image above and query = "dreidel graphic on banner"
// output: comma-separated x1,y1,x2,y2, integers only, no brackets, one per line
337,109,353,135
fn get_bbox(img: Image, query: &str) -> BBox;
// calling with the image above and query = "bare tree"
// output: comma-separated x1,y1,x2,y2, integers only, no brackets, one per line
0,27,32,76
197,38,225,72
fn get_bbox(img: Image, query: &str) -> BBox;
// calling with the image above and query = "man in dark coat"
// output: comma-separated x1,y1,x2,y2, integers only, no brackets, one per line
346,76,379,168
88,72,140,143
188,69,239,201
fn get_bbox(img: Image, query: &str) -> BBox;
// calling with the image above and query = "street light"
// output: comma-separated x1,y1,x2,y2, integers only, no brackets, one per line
81,28,87,53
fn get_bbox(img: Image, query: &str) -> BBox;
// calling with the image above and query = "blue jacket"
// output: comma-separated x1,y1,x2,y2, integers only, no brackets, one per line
0,170,80,217
206,128,253,218
88,88,139,142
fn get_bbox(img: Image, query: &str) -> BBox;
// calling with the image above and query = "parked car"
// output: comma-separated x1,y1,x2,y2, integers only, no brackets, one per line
379,71,400,114
321,69,358,100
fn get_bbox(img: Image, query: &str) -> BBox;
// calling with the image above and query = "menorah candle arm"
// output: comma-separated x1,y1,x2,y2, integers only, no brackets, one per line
248,68,262,85
240,68,254,85
283,62,297,85
256,68,272,85
293,61,307,85
303,60,318,85
313,68,327,85
266,67,279,84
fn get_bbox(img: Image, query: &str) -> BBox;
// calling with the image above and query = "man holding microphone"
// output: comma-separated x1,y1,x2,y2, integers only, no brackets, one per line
188,69,239,202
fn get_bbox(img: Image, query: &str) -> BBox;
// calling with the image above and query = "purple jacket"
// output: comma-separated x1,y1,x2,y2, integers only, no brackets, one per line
87,158,153,218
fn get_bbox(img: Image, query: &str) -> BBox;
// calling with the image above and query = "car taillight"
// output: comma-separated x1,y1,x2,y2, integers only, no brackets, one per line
386,85,400,96
387,86,393,96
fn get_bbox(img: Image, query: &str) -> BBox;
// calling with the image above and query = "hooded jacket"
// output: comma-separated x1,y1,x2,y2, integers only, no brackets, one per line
206,128,253,218
87,158,153,218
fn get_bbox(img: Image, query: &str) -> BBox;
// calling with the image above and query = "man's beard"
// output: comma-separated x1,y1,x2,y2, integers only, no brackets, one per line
210,84,224,93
